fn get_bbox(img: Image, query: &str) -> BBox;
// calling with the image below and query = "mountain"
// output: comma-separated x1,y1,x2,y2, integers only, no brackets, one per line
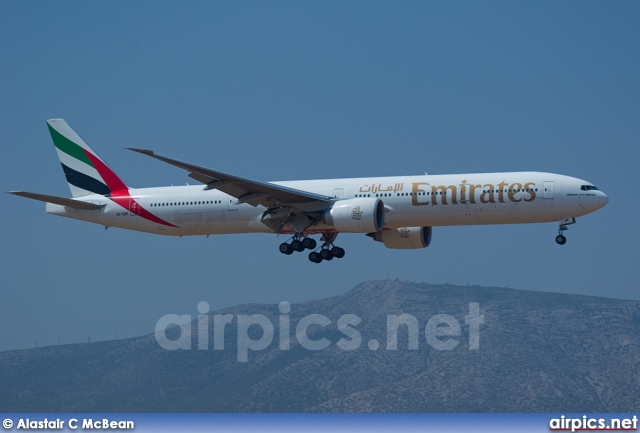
1,280,639,412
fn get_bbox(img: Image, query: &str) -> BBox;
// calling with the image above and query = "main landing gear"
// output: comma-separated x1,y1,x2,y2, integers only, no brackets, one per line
555,217,576,245
308,233,345,264
308,246,345,263
278,233,346,263
279,235,316,255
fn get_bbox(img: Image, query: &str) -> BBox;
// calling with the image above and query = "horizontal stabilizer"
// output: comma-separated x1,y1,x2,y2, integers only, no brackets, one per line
8,191,105,210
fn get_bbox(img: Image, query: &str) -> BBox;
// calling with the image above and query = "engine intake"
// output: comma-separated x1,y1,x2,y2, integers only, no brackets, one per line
324,198,385,233
368,227,432,249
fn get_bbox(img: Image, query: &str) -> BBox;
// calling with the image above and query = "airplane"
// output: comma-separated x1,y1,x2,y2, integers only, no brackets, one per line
9,119,609,263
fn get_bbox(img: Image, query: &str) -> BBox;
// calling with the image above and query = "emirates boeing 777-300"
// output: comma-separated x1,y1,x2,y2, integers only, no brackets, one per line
9,119,608,263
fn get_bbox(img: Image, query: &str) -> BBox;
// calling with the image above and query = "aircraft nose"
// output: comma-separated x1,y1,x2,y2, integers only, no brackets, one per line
599,191,609,208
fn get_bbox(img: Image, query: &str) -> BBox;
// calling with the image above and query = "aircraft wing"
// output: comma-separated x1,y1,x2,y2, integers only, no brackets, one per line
126,148,333,207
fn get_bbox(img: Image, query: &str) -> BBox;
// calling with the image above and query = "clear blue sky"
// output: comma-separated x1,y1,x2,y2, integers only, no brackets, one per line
1,2,638,352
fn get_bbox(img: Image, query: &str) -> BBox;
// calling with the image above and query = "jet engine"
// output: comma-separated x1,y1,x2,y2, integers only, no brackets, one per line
368,226,432,249
324,198,385,233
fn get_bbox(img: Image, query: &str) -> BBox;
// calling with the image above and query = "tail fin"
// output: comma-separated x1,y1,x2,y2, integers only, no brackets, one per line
47,119,129,197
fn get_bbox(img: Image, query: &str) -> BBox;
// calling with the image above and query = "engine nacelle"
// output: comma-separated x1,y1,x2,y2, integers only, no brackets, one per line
368,227,433,249
324,198,385,233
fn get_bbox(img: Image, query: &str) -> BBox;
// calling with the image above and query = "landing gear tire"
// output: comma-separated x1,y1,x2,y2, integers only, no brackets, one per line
555,235,567,245
320,249,334,261
308,251,322,263
331,247,345,259
291,239,305,252
279,242,293,255
302,238,317,250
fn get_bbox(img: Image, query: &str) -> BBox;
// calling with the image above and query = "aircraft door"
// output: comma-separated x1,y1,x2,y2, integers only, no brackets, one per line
543,181,555,199
332,188,344,199
228,198,239,211
458,182,473,220
129,198,139,215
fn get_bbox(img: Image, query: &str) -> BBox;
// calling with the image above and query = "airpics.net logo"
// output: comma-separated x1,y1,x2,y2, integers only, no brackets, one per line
154,302,484,362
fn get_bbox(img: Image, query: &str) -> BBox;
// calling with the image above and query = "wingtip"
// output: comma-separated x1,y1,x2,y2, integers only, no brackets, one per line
125,147,155,156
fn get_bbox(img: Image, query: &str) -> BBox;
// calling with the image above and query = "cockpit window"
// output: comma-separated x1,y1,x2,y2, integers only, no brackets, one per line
581,185,599,191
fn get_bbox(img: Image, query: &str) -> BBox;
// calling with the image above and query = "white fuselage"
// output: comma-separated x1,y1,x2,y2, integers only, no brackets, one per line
45,171,609,236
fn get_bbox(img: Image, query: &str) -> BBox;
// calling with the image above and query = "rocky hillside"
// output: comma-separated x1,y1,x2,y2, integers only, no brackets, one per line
1,280,638,412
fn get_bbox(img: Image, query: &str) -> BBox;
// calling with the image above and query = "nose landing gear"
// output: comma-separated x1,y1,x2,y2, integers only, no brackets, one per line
555,217,576,245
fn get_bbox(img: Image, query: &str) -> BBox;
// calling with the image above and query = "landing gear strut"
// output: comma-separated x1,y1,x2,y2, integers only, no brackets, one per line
555,217,576,245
